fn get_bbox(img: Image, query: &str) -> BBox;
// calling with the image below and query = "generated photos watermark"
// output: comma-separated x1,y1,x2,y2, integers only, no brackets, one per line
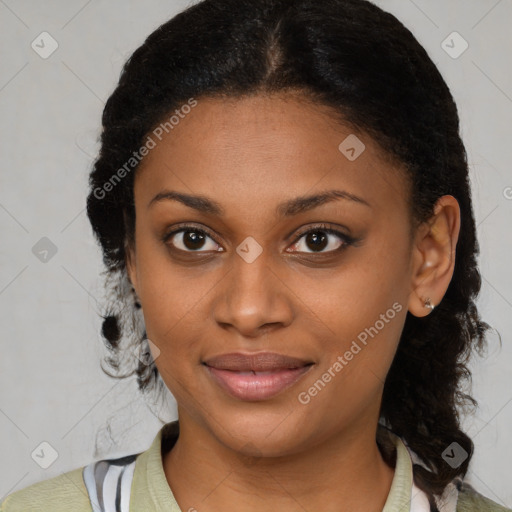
298,301,403,405
93,98,198,200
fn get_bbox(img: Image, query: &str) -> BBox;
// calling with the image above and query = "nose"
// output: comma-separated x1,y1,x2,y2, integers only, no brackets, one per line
212,250,294,338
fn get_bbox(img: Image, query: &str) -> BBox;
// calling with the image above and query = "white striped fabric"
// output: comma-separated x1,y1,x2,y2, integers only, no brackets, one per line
82,454,138,512
411,479,434,511
410,479,460,512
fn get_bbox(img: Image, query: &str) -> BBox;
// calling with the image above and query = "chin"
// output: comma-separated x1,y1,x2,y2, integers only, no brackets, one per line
205,405,317,457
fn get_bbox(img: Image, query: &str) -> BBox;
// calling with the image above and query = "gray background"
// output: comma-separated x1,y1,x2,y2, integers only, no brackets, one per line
1,0,511,507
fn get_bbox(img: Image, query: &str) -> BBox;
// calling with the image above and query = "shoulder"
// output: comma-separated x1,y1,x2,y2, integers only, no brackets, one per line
0,467,92,512
457,481,512,512
0,423,173,512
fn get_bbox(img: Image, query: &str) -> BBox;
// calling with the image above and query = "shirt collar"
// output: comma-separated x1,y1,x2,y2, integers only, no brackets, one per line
130,420,451,512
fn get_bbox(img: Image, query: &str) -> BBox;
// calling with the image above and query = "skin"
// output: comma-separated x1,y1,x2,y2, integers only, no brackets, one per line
126,92,461,512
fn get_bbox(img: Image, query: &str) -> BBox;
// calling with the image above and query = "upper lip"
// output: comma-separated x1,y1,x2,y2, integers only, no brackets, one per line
203,352,313,371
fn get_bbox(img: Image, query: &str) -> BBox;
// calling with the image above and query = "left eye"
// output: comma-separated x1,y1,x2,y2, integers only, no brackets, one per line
287,229,351,254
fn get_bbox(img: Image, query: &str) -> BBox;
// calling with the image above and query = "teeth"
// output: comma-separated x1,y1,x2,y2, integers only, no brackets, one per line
235,370,293,375
236,371,270,375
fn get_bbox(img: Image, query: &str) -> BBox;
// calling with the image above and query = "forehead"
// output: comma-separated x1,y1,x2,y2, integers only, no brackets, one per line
134,93,408,216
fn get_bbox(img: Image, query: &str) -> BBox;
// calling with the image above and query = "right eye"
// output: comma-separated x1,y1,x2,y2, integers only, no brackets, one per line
164,226,224,253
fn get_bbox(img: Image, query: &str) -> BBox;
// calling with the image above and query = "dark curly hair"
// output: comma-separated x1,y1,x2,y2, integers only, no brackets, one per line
86,0,492,508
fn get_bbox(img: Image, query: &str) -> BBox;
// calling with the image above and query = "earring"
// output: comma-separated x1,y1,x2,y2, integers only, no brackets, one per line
423,297,435,311
131,286,141,309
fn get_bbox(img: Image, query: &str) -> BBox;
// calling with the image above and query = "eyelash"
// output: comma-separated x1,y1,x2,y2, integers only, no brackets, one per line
162,222,357,256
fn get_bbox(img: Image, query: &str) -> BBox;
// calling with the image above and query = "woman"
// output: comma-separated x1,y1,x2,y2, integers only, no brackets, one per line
2,0,510,510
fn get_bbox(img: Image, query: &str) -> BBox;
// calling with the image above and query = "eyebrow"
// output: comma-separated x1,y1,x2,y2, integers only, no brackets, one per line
148,189,371,216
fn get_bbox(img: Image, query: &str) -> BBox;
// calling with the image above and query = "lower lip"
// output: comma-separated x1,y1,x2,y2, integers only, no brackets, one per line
204,365,313,401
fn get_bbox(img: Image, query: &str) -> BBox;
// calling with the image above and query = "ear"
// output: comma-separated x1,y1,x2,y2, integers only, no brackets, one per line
407,195,461,317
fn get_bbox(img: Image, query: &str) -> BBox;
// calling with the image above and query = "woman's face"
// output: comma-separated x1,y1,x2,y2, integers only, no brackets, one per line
127,93,417,456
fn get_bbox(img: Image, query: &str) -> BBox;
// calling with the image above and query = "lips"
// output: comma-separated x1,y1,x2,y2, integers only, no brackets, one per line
204,352,312,371
203,352,314,401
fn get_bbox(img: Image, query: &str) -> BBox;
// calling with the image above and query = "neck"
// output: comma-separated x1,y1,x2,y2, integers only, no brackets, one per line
163,413,395,512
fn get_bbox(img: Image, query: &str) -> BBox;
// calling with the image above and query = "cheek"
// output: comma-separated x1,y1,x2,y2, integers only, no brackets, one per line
307,277,406,380
306,243,409,332
303,234,410,381
133,239,223,380
299,281,407,425
134,229,205,329
139,270,211,360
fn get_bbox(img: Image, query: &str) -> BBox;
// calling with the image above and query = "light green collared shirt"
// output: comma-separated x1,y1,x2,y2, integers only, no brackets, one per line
1,421,509,511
